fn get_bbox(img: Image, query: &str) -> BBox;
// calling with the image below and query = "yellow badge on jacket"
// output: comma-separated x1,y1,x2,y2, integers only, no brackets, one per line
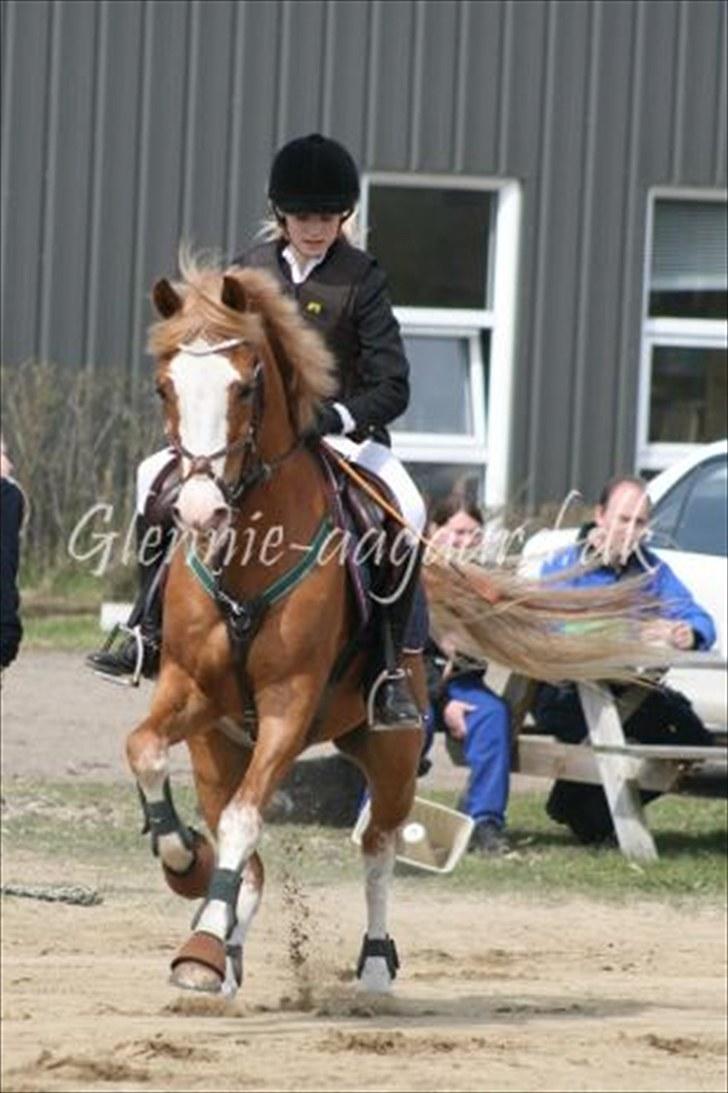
305,300,323,316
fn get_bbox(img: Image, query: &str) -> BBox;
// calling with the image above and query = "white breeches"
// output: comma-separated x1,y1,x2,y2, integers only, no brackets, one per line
323,436,426,539
136,447,176,514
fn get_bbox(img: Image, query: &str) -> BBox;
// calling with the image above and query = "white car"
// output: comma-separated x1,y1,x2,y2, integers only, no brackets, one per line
522,440,727,728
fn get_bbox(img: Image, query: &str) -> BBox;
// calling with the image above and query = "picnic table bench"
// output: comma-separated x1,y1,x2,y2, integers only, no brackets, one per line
451,655,728,863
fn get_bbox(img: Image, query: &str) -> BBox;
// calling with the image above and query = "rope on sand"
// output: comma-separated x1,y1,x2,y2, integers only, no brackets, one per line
1,883,103,906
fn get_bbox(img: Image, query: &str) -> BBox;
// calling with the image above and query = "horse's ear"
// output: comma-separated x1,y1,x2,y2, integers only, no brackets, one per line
221,275,249,313
152,279,183,318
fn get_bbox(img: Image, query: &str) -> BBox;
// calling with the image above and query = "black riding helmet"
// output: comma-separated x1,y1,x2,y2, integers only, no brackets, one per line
268,133,360,216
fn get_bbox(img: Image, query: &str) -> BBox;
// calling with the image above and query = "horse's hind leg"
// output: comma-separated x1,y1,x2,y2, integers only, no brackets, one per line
335,725,422,992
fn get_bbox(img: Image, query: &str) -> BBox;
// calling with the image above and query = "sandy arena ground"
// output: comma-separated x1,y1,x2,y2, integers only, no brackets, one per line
2,652,727,1093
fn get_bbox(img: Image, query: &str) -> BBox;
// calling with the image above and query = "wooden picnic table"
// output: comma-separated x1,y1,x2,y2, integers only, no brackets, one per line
480,654,728,862
574,652,727,862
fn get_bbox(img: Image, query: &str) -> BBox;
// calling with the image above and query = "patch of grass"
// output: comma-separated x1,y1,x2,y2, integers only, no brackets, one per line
22,614,105,650
411,788,728,902
21,561,107,603
1,778,725,903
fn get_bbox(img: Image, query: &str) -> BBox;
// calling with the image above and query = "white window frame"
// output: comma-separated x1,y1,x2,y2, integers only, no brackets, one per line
361,173,521,507
637,187,728,473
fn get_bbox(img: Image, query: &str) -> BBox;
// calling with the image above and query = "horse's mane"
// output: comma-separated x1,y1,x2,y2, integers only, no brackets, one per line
147,253,337,431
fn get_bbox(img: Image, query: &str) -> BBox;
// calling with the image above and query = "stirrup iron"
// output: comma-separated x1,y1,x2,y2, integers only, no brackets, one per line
91,623,145,688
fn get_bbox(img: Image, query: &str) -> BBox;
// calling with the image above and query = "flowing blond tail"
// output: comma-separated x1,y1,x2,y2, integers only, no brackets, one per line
422,556,677,685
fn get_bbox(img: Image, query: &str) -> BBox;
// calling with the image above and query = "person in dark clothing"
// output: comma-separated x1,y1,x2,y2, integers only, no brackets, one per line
87,134,426,730
534,475,717,845
1,438,25,670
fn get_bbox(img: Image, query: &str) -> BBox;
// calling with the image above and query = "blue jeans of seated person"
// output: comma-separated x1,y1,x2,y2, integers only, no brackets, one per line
445,673,511,829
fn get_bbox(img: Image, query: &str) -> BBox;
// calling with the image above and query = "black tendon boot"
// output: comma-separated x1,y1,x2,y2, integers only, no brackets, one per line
86,514,168,685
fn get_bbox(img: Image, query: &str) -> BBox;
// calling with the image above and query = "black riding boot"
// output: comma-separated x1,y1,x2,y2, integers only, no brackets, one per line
365,542,425,731
366,619,422,730
86,514,169,684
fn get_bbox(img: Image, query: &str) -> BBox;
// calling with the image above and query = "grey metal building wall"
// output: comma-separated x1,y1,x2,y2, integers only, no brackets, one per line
2,0,726,505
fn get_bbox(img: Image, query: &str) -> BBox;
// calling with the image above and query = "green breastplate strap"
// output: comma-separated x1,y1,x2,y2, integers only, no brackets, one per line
186,513,334,615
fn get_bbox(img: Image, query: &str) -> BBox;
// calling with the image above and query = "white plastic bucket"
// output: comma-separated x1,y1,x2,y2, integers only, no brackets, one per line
351,795,475,875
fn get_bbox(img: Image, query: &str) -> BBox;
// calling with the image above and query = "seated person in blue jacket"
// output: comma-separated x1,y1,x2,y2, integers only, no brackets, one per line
534,474,716,845
422,498,512,856
1,436,25,671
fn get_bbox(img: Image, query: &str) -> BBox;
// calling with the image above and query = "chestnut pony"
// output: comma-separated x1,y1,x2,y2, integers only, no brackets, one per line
126,258,661,999
126,259,422,997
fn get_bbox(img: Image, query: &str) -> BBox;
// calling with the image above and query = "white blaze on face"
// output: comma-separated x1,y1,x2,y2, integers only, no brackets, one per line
170,347,239,529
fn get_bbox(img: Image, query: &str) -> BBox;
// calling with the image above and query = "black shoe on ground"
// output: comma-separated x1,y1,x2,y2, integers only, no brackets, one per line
469,820,510,856
86,627,159,684
367,669,422,730
545,782,615,845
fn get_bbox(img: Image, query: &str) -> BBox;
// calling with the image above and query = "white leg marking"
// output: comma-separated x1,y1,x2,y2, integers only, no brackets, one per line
135,744,194,874
359,836,397,993
236,860,263,942
194,803,261,942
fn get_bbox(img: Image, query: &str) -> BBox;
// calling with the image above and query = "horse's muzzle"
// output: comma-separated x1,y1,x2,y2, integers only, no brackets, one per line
174,476,231,534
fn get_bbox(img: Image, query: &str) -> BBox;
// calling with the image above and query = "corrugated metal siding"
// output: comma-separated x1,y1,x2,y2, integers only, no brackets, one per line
1,0,726,504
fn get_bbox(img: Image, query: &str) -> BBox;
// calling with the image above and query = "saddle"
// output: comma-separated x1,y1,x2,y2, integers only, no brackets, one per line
315,442,419,634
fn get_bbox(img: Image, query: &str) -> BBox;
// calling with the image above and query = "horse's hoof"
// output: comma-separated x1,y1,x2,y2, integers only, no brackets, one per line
355,936,399,993
169,931,225,993
162,829,215,900
357,957,394,994
169,959,223,993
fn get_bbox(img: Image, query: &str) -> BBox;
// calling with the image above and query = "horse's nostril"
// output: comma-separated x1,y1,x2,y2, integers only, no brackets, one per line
211,506,230,527
172,504,182,524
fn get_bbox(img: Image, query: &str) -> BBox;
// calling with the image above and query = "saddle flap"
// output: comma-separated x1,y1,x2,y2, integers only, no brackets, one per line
315,442,411,600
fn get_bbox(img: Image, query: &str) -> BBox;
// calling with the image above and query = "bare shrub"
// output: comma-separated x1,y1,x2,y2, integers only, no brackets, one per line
1,360,163,583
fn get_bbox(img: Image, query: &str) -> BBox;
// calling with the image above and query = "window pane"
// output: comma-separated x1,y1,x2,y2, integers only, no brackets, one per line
650,475,694,548
394,336,472,433
650,200,727,318
368,186,492,308
673,459,728,556
649,289,727,320
404,462,484,512
649,346,727,443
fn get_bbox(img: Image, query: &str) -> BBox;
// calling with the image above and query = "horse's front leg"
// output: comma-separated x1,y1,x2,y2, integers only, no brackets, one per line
169,676,319,995
126,666,218,898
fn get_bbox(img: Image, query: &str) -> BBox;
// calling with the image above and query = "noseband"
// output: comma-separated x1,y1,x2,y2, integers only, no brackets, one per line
170,338,300,508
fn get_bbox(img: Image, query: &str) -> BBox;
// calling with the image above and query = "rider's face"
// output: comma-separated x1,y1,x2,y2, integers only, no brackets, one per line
283,213,343,261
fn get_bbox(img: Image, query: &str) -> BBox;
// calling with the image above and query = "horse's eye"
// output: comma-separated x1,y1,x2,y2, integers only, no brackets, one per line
234,381,253,402
155,384,166,401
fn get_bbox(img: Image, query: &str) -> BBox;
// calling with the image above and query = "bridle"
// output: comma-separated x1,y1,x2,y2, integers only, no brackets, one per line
167,337,302,509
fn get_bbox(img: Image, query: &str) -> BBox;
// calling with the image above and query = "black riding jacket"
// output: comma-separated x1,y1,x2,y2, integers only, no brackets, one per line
1,477,24,668
234,238,410,446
